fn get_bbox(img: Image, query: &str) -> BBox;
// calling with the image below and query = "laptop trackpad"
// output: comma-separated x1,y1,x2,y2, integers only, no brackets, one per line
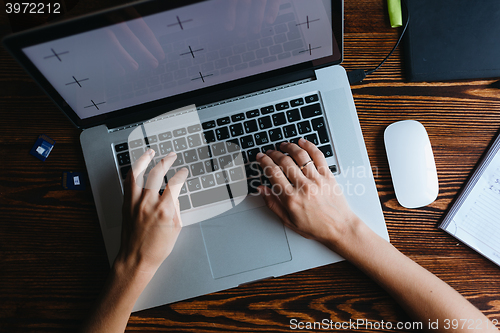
200,207,292,279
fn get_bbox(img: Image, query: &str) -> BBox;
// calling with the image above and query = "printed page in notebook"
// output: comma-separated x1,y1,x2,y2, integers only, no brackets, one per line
442,151,500,266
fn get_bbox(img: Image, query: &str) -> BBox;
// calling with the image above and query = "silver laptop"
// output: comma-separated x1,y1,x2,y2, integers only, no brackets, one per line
3,0,389,311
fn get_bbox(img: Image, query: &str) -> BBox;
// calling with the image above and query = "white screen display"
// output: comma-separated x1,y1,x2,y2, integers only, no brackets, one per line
23,0,333,119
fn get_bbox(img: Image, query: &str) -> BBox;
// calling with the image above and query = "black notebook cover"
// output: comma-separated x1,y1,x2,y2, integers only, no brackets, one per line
404,0,500,82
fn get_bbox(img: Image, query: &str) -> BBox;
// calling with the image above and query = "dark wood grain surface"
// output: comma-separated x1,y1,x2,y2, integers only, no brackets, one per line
1,1,500,332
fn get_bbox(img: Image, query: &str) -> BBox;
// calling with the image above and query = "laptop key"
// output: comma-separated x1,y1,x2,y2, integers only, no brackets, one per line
246,148,260,162
180,183,188,195
305,94,319,103
131,148,144,162
178,196,191,211
115,142,128,152
190,185,231,208
226,139,241,153
254,131,270,145
129,138,144,148
183,149,198,163
215,170,229,185
286,108,301,122
283,124,297,138
240,135,255,149
172,154,184,167
240,151,248,164
231,113,245,122
148,144,159,156
258,116,272,130
274,22,288,34
218,155,234,169
187,124,202,133
246,109,260,118
117,152,130,166
164,169,176,182
235,63,249,71
278,52,291,60
159,141,173,155
120,165,131,179
244,119,258,133
275,101,289,110
216,127,230,141
232,153,244,166
212,158,221,172
200,174,216,188
283,39,304,52
203,159,215,173
317,127,329,144
297,120,312,134
217,116,230,126
145,135,158,144
173,128,187,137
173,137,188,151
229,166,245,181
272,112,286,126
304,133,319,145
275,141,286,152
247,177,261,194
318,145,334,158
301,103,322,118
230,123,244,137
177,167,191,178
202,120,216,129
275,12,295,24
245,163,261,178
159,131,172,140
269,128,284,142
145,161,155,174
203,130,216,143
311,117,329,143
187,178,202,192
211,142,227,156
197,145,212,160
261,105,274,114
261,144,274,153
261,174,271,187
290,98,304,107
187,133,202,148
228,180,248,198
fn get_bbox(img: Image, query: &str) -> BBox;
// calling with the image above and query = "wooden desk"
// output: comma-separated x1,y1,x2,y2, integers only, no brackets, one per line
1,1,500,332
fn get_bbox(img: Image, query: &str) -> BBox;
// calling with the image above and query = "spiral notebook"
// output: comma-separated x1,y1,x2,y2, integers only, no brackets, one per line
439,133,500,267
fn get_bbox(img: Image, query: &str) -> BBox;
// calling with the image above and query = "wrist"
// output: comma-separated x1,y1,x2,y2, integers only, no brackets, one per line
112,253,156,291
323,215,375,260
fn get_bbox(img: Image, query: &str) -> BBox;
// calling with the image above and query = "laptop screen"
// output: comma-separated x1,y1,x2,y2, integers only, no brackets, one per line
5,0,342,127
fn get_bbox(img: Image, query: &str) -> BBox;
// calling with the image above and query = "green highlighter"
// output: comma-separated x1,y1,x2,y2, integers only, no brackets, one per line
387,0,402,27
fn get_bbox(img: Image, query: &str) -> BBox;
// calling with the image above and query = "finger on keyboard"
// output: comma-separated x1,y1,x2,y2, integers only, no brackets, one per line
131,148,155,189
145,152,177,192
162,167,189,201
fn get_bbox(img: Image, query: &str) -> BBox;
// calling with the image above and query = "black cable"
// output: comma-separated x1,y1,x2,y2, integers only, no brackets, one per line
348,0,410,84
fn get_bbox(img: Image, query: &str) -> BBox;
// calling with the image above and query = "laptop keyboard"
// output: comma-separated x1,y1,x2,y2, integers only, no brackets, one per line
114,93,337,212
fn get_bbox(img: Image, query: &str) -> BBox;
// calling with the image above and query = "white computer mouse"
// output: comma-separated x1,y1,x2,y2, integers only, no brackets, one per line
384,120,439,208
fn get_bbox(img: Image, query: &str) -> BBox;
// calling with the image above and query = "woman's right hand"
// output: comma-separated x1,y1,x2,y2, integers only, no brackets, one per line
256,138,365,253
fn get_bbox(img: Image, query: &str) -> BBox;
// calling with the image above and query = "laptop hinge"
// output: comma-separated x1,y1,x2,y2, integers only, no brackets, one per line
106,68,317,131
196,78,312,112
109,75,314,133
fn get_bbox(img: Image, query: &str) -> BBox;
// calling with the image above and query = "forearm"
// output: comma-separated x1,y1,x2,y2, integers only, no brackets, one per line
80,150,184,332
80,259,153,333
326,219,498,332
